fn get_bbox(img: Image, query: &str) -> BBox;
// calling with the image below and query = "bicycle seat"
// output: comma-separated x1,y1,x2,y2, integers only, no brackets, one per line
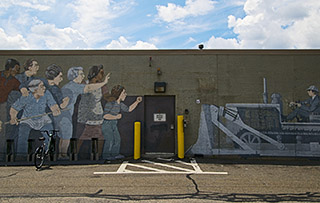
38,137,45,141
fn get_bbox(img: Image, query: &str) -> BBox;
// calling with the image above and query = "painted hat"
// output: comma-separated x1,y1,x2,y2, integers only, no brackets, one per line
306,85,319,93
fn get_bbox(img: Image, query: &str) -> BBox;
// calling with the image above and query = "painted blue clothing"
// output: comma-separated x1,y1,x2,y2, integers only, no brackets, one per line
102,101,129,158
61,81,85,115
15,72,48,90
58,81,85,139
12,90,57,123
102,120,120,158
47,84,64,105
47,84,64,130
11,91,57,155
17,123,53,155
103,101,129,119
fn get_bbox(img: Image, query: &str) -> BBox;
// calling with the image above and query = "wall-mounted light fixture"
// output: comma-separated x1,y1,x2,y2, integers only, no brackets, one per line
157,68,162,76
184,109,189,115
154,82,166,93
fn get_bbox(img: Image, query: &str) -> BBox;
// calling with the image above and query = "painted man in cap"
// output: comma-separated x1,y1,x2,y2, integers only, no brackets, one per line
285,85,320,122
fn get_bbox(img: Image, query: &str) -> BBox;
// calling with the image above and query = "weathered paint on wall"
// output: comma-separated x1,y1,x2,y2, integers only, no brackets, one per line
0,50,320,162
0,60,144,161
190,102,320,157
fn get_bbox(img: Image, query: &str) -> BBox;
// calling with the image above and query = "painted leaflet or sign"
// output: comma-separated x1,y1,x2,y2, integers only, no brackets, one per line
154,113,166,122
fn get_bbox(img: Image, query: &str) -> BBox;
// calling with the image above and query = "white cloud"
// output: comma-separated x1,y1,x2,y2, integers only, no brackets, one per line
0,0,55,11
231,0,246,6
0,0,318,49
0,28,29,49
68,0,135,46
225,0,320,48
133,41,157,49
27,24,88,49
0,0,137,49
106,36,157,49
156,0,216,23
205,36,240,49
287,3,320,48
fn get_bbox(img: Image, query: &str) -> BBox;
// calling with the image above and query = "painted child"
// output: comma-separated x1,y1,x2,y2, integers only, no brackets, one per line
102,85,142,160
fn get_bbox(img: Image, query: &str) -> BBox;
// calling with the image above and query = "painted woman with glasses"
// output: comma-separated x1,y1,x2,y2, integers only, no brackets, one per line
58,66,110,159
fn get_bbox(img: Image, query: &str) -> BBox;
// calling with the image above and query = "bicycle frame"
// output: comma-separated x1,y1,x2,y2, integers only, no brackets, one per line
42,131,56,155
34,130,59,170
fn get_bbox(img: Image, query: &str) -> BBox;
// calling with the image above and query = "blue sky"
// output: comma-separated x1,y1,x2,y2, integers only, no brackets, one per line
0,0,319,49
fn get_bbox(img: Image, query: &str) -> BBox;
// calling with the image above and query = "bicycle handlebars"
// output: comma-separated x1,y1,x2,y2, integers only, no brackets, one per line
40,130,59,136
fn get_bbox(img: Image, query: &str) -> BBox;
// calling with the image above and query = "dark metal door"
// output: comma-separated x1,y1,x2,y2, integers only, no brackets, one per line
144,96,175,153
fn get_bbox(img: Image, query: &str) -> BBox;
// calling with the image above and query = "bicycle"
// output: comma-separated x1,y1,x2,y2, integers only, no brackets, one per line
34,130,59,170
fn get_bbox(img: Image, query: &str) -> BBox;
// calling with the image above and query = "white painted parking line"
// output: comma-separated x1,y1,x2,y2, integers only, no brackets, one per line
141,160,195,172
94,158,228,175
125,162,167,172
94,171,228,175
116,161,128,173
174,158,203,172
190,158,203,173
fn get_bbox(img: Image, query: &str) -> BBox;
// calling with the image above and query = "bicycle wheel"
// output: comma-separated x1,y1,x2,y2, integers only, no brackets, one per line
34,146,45,169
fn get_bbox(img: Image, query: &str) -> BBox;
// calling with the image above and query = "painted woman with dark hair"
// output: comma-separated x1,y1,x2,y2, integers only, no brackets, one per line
45,64,70,159
45,64,70,110
102,85,142,160
77,65,107,156
58,66,110,159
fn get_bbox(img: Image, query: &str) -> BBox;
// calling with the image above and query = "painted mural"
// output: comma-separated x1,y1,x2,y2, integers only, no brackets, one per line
190,87,320,157
2,57,320,162
0,58,143,162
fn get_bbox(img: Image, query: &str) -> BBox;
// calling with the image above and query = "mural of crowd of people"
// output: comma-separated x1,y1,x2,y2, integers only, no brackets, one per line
0,58,142,161
190,83,320,157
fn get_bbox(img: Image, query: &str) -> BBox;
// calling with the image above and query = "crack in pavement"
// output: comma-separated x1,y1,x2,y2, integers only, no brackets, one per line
1,192,319,202
186,174,199,194
89,189,103,197
0,172,18,179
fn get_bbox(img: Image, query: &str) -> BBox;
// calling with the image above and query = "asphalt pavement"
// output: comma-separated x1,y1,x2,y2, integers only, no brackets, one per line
0,156,319,202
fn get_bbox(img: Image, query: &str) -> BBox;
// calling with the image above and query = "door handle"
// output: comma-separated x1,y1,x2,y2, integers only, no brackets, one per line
170,124,175,130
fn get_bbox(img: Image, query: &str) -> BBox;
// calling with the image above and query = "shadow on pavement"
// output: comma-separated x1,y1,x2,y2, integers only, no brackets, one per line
1,191,319,202
192,156,320,166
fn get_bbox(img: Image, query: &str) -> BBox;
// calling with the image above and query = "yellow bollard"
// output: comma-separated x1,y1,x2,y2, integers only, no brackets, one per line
177,115,184,159
134,122,141,160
